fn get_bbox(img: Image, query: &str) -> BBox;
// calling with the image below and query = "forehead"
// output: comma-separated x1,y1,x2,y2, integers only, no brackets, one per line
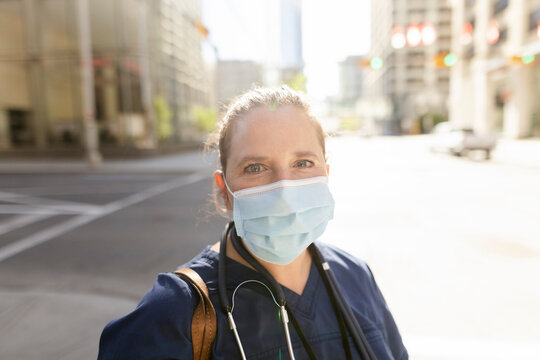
227,104,322,159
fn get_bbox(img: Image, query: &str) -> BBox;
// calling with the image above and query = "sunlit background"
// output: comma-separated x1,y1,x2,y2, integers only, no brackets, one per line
0,0,539,359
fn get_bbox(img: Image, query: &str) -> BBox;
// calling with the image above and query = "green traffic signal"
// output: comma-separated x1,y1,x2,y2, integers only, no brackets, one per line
522,53,535,65
443,53,457,67
370,57,383,70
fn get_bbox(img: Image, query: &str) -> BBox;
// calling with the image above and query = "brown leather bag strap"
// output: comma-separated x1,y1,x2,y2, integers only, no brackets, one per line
174,268,217,360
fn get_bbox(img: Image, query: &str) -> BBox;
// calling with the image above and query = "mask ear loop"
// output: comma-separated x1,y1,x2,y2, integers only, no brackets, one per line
217,170,236,198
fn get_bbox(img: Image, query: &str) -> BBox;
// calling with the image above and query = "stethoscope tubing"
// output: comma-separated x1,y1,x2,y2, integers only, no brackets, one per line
219,222,297,359
218,222,375,360
310,245,377,360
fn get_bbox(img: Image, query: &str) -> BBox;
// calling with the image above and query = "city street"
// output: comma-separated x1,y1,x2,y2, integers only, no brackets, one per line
0,135,539,359
324,136,540,359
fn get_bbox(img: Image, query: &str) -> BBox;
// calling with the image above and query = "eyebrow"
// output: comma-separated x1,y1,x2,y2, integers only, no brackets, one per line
293,151,319,158
236,151,320,167
236,156,270,167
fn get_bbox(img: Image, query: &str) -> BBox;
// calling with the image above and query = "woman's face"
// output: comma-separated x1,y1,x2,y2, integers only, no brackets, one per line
215,105,328,210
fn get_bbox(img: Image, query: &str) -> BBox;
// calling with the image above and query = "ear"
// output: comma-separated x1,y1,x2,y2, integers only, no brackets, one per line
326,164,330,176
214,170,233,211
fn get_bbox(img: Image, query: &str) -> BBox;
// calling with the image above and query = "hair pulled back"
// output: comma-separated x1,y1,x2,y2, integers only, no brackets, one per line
205,85,327,174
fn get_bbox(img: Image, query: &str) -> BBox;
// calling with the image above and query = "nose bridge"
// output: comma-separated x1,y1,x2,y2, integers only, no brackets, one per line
273,164,293,182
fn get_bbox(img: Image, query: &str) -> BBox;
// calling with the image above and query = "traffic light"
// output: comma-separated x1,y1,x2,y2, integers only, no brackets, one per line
444,53,458,67
370,57,384,70
433,52,457,68
195,20,208,38
510,54,536,65
357,57,384,70
522,54,536,65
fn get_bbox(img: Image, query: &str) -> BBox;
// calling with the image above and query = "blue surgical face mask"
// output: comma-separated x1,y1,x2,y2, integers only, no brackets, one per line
222,175,335,265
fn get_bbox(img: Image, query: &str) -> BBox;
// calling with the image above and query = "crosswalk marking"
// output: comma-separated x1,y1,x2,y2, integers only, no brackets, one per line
0,214,52,237
0,191,102,213
0,173,208,263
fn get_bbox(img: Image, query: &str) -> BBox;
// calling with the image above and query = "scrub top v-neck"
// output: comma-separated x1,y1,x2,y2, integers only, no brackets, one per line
98,243,408,360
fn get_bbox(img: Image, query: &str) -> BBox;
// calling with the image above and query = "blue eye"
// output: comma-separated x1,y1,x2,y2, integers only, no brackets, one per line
295,160,313,168
245,164,262,173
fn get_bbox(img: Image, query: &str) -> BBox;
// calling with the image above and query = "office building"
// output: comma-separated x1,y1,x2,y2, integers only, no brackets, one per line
449,0,540,138
339,56,366,105
216,60,263,106
367,0,453,134
279,0,304,83
0,0,210,153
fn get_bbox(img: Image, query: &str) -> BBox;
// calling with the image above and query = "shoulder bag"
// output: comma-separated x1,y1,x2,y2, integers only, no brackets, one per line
174,268,217,360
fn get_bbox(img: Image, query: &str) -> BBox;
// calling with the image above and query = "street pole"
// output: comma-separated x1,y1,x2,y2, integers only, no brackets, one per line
77,0,102,169
138,0,157,149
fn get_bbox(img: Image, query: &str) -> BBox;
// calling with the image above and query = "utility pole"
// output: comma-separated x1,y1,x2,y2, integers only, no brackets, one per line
77,0,102,169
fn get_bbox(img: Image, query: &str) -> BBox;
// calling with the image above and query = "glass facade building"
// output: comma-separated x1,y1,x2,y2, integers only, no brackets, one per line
0,0,209,152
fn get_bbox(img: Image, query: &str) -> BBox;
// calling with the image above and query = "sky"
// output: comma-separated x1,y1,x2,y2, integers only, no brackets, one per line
202,0,371,99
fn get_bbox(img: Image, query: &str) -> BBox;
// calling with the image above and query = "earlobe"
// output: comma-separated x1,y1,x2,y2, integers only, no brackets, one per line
214,170,233,211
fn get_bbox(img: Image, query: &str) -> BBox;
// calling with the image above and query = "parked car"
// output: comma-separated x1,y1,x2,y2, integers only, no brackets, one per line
430,122,497,159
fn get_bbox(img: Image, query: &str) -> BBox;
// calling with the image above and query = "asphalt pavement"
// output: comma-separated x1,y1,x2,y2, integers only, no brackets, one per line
0,150,223,360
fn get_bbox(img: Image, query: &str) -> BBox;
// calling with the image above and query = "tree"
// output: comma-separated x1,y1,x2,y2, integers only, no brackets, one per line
285,72,307,92
153,96,173,140
191,105,218,133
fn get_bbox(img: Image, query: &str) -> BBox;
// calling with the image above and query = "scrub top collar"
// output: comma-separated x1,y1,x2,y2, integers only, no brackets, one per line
196,245,322,318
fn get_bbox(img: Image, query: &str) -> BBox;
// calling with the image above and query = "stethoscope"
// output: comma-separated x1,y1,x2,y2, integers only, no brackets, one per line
218,221,377,360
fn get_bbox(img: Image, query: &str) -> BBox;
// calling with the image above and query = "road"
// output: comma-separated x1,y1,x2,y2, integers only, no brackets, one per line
324,136,540,360
0,135,539,359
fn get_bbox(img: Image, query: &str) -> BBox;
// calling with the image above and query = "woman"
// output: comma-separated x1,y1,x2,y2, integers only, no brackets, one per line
98,86,408,359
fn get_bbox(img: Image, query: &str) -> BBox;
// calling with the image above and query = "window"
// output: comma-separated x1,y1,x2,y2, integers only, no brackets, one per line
39,0,79,52
493,0,509,16
530,9,540,31
0,0,25,55
497,27,508,44
90,0,118,50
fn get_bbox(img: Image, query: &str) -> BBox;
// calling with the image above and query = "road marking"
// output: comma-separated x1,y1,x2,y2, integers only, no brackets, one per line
0,173,208,263
0,205,101,215
405,335,540,360
0,191,102,213
0,214,52,237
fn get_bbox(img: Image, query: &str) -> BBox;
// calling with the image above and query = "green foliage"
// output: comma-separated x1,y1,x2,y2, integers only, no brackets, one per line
340,116,361,131
418,111,448,133
191,105,218,133
285,72,307,92
153,96,173,140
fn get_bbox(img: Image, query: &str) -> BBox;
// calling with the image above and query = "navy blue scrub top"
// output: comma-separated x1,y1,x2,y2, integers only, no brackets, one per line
98,242,408,359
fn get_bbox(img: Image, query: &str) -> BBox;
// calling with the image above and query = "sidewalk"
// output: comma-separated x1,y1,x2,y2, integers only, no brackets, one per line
491,138,540,169
0,149,218,174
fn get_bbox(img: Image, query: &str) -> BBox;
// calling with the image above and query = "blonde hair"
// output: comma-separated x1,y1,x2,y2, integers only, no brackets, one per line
205,85,327,214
